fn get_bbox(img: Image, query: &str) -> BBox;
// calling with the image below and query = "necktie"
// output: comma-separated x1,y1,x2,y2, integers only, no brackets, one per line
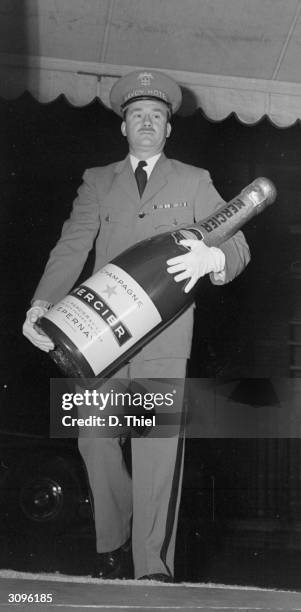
135,160,147,197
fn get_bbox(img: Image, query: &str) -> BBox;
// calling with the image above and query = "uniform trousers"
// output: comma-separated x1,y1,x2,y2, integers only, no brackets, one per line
78,354,187,579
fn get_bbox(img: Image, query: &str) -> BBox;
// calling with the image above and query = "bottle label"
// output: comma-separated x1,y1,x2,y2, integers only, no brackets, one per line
44,263,162,375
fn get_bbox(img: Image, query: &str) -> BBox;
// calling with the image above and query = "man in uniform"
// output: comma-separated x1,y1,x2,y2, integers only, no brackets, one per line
23,69,250,582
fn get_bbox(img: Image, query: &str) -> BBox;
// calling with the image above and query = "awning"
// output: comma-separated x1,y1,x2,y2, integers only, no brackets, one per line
1,0,301,127
1,54,301,127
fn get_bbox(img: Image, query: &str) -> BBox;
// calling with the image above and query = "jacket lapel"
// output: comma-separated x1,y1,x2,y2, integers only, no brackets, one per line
114,156,140,203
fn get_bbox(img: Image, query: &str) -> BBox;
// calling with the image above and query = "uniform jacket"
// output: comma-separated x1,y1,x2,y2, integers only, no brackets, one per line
33,154,250,359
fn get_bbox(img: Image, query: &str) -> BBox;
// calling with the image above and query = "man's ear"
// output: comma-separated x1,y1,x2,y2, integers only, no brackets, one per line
121,121,127,137
166,122,172,138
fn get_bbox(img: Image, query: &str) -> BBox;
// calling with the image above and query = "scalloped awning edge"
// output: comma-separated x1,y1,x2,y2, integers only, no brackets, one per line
0,54,301,127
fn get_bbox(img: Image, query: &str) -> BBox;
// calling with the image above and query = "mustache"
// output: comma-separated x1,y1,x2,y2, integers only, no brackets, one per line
138,128,155,132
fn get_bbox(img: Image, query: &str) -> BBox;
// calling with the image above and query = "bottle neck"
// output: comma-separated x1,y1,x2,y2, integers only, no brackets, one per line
172,178,275,249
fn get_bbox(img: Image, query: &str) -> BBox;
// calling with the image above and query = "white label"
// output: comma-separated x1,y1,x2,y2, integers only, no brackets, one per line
45,263,162,375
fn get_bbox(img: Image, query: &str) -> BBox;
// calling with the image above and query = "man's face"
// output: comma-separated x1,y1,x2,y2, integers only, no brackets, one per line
121,99,171,157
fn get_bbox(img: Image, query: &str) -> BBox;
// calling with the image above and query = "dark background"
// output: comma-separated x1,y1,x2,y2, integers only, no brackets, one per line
0,93,300,586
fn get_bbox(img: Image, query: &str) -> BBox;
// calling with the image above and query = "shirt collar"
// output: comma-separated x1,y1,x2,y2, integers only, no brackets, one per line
130,153,161,178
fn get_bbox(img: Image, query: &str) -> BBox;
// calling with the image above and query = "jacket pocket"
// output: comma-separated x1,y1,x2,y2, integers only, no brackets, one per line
99,207,133,259
151,205,193,232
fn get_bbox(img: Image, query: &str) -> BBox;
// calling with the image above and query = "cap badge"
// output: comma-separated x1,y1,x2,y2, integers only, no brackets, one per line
137,72,154,87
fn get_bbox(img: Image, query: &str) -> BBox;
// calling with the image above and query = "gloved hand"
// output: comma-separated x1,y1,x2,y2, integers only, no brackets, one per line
166,239,226,293
22,304,55,352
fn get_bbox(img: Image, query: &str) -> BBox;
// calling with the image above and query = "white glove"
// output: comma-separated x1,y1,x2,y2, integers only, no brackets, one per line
22,304,55,352
166,239,226,293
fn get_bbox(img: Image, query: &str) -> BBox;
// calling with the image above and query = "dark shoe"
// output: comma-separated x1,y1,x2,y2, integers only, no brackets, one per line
92,540,133,579
138,573,173,583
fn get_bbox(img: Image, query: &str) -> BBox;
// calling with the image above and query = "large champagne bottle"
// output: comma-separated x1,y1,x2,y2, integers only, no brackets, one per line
38,178,276,378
